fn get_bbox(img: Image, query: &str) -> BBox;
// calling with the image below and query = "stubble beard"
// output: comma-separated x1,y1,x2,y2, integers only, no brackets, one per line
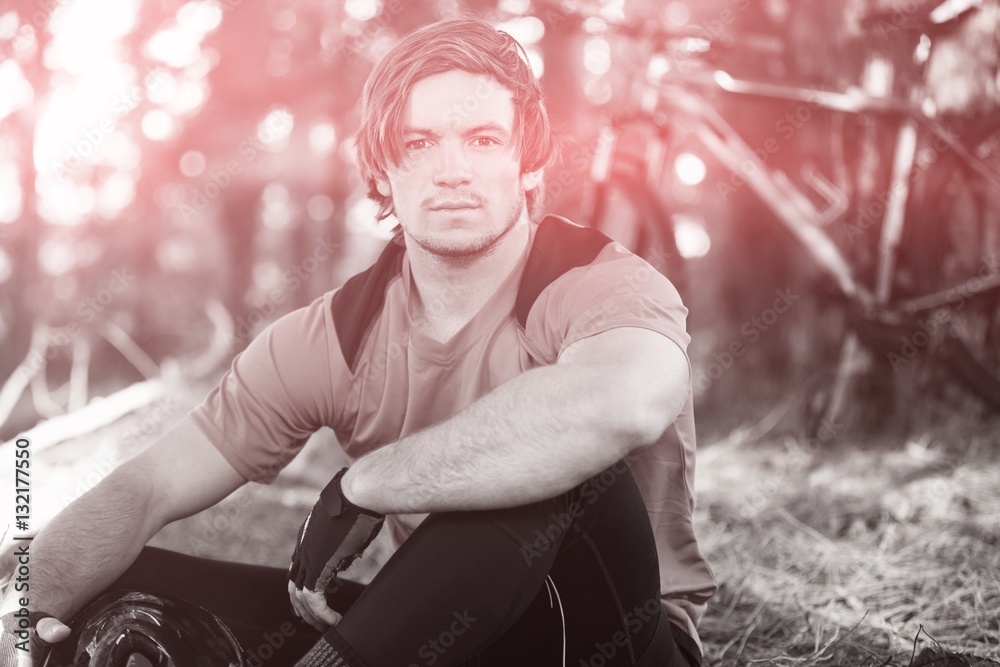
402,190,526,261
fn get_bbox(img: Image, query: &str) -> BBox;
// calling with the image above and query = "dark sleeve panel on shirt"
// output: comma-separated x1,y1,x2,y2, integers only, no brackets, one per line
189,294,339,483
524,243,691,364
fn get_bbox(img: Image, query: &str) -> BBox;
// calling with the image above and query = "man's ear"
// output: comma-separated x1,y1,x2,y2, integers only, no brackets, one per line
521,169,542,192
375,178,391,197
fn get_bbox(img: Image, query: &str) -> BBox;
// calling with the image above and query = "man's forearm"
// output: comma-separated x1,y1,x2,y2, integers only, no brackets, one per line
1,469,160,622
343,360,662,514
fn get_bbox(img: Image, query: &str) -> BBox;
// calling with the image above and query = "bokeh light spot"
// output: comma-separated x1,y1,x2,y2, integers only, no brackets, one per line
261,184,292,230
498,0,530,15
39,238,77,275
177,1,223,34
647,54,670,82
309,121,337,153
142,110,176,141
180,150,207,177
0,12,19,39
146,68,177,104
169,79,208,114
340,137,359,165
156,237,198,271
97,171,136,216
262,183,290,205
599,0,626,22
496,16,544,45
261,203,292,230
674,214,711,258
253,261,283,291
258,108,293,147
37,177,96,225
526,47,544,78
0,60,33,122
347,197,392,238
46,0,138,73
307,195,334,222
273,9,297,31
146,27,201,68
675,153,707,186
583,77,613,105
266,52,292,78
584,38,611,76
665,2,691,26
345,0,381,21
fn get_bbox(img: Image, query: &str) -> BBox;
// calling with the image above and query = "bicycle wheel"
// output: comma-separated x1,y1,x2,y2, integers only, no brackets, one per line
941,121,1000,407
903,118,1000,407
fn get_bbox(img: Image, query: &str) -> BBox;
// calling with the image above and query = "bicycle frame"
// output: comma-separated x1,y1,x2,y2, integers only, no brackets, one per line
601,64,1000,316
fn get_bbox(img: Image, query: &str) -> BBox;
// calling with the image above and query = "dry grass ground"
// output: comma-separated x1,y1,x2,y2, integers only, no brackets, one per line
3,382,998,665
695,422,1000,666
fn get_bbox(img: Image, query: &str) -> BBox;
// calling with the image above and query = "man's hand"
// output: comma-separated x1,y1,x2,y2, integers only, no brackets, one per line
287,468,383,631
1,611,70,666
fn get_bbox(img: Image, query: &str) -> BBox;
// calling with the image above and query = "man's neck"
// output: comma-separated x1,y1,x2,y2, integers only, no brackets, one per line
405,219,531,342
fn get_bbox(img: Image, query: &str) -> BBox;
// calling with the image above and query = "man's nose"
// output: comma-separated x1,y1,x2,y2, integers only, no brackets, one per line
433,142,472,187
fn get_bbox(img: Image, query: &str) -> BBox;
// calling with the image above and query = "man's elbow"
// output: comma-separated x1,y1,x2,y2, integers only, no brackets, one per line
616,399,677,450
611,370,689,451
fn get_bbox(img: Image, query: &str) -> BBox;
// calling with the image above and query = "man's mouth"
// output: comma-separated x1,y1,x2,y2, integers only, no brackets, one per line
429,199,481,210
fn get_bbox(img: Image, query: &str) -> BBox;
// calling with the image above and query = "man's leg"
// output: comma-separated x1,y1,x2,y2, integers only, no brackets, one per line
304,461,698,666
529,460,699,666
313,492,572,666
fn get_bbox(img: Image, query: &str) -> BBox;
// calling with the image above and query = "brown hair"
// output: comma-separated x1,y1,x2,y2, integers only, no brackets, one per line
355,16,555,223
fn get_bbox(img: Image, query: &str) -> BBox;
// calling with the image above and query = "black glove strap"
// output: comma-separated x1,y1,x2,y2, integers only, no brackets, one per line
319,468,363,518
289,468,385,592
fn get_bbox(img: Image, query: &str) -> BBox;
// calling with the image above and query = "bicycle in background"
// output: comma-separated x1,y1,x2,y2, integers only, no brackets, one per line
548,2,1000,424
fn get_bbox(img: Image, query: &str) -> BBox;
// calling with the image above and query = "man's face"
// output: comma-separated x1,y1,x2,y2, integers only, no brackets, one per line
376,69,541,258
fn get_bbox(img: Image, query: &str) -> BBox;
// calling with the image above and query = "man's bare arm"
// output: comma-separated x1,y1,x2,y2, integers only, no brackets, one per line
343,327,689,514
0,418,246,636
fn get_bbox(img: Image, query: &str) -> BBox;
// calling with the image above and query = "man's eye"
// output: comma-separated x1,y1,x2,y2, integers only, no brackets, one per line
405,139,429,151
473,137,500,147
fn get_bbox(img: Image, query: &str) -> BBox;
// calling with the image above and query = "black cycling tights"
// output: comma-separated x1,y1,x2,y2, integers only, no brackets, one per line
100,462,700,666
